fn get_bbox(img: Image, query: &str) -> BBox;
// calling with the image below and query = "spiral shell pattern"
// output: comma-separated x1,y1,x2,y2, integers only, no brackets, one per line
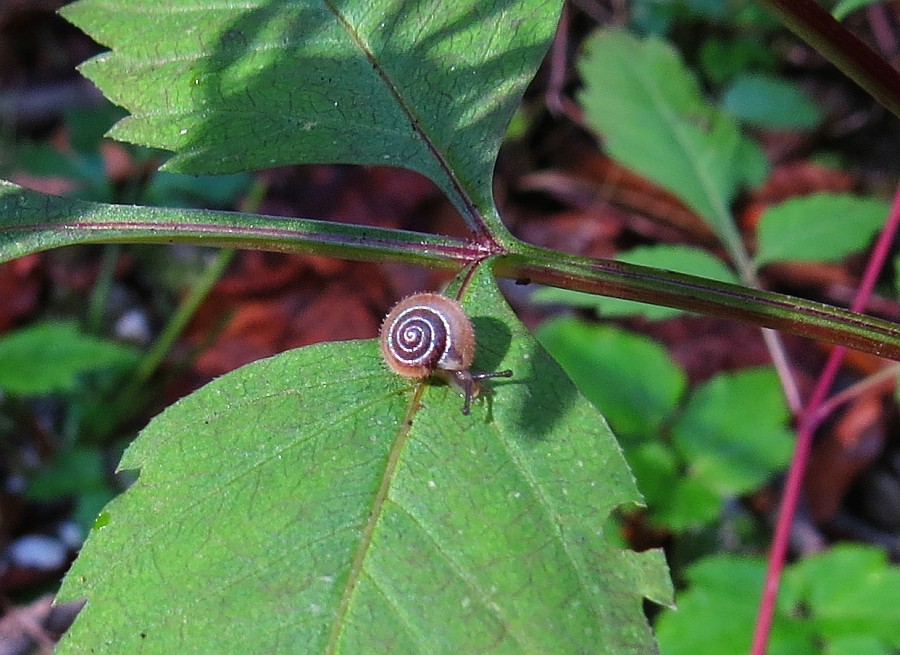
388,304,449,371
380,293,475,379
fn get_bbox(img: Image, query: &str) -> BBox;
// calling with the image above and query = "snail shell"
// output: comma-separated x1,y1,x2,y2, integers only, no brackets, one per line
380,293,474,379
380,292,511,414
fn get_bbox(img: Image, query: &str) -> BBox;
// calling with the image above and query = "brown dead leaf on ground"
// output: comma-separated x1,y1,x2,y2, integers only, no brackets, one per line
0,256,42,333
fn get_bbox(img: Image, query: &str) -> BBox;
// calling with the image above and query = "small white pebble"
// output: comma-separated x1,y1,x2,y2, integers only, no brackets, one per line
5,474,25,494
7,535,67,570
115,309,152,345
56,521,83,550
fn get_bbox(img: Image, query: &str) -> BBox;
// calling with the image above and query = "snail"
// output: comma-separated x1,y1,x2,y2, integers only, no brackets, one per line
380,292,513,415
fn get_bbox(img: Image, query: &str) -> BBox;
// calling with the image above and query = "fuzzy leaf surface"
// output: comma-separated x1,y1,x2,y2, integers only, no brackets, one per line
56,267,670,654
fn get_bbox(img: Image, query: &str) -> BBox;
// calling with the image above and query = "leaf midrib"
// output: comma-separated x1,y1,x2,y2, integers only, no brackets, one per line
322,0,487,238
324,381,425,654
617,41,749,272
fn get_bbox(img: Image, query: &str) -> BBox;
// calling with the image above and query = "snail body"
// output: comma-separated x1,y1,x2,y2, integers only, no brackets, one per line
380,292,512,414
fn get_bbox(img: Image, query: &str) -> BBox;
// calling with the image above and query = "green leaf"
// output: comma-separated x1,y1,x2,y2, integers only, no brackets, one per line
699,36,778,85
0,322,138,395
537,332,787,529
660,475,724,530
534,245,738,320
578,29,768,254
27,447,107,499
142,171,252,209
536,318,782,530
626,442,679,508
723,73,822,129
27,446,119,533
656,545,900,655
61,0,561,226
655,555,817,655
656,556,763,655
754,193,889,267
537,319,686,439
825,635,890,655
832,0,884,20
56,265,670,654
626,443,723,530
658,547,900,655
785,544,900,648
671,367,793,495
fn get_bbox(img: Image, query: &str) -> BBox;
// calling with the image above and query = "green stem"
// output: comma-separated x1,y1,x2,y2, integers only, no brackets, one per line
3,181,900,360
86,244,121,334
130,248,234,387
494,245,900,360
0,180,478,269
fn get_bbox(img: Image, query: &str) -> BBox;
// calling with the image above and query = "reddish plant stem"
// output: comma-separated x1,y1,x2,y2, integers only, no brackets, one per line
545,2,570,116
751,180,900,655
813,364,898,428
758,0,900,119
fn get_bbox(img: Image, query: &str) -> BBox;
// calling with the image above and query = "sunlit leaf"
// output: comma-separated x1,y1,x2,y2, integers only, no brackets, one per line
56,266,670,654
61,0,562,226
754,193,889,267
578,29,767,251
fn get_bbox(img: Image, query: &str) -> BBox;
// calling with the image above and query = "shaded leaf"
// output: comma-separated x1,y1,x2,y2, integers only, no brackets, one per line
27,447,107,500
61,0,562,225
537,319,686,439
723,73,822,130
0,322,138,395
699,36,778,85
27,446,119,533
754,193,889,267
671,367,792,495
56,266,670,654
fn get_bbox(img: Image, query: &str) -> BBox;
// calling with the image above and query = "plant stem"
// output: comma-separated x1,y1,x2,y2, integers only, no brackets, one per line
85,244,121,334
497,246,900,360
131,248,234,387
750,178,900,655
4,180,900,360
758,0,900,119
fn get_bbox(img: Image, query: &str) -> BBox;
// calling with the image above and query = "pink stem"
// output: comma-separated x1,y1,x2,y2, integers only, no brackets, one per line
750,181,900,655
